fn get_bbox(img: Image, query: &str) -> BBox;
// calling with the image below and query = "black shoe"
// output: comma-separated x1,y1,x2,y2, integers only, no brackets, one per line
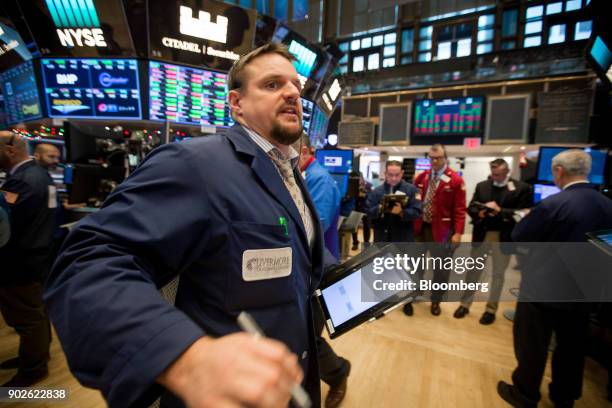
402,303,414,316
497,381,536,408
351,243,359,251
453,306,469,319
0,357,20,370
480,312,496,325
2,369,49,387
326,360,351,408
431,302,441,316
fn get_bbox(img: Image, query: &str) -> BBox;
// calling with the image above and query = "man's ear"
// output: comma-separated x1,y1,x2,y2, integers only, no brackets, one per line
228,90,242,118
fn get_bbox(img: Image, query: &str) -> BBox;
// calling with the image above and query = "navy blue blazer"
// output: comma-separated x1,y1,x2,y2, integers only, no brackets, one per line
512,183,612,304
0,160,56,284
45,125,325,408
512,183,612,243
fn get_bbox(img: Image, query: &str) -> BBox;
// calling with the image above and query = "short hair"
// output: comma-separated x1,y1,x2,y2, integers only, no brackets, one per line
429,143,447,158
385,160,403,170
227,43,296,92
552,149,591,177
490,158,509,169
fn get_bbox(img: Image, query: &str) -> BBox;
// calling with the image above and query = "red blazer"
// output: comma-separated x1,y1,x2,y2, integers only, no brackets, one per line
413,167,467,243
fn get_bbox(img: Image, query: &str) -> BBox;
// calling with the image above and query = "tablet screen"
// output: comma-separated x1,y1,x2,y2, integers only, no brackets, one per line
321,268,380,327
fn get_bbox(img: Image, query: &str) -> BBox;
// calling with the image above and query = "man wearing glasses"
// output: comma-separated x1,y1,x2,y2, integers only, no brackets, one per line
404,143,467,317
0,132,55,386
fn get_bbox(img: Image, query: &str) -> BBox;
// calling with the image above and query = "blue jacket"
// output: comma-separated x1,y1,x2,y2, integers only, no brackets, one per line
0,160,56,283
366,180,422,242
304,159,340,259
44,125,325,408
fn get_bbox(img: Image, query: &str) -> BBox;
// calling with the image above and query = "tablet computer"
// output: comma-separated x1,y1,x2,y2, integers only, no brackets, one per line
315,244,416,338
586,229,612,257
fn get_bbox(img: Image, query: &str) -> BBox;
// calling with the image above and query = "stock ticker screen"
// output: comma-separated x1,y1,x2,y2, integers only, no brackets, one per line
413,97,483,136
149,61,232,127
41,58,141,119
0,60,43,124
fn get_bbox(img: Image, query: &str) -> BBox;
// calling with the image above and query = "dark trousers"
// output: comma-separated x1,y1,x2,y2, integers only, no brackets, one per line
313,300,349,387
416,223,453,302
352,216,371,245
0,281,51,375
512,302,590,405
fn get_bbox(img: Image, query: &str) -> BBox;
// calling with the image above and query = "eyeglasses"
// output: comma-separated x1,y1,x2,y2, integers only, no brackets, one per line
429,156,445,162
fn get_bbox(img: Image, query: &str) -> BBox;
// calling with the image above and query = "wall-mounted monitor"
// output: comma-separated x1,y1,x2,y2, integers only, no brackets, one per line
378,103,411,145
0,60,43,124
485,94,530,144
148,60,232,127
536,146,608,185
41,58,141,119
288,39,318,78
586,36,612,87
315,149,353,175
413,97,484,136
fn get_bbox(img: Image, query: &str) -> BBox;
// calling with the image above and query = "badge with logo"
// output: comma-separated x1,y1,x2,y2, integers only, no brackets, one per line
440,174,451,183
507,181,516,192
242,248,292,281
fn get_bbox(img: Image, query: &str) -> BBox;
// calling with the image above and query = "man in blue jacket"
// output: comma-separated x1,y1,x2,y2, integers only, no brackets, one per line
498,149,612,408
45,44,325,408
299,133,341,259
366,160,421,242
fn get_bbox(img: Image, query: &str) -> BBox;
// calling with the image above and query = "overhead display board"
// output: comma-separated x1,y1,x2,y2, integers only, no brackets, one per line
17,0,134,57
0,60,43,124
149,60,232,127
413,97,483,136
535,89,593,143
485,94,530,144
148,0,256,71
41,58,141,119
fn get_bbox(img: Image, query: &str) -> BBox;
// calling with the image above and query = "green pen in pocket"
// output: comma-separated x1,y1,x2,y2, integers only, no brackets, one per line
278,216,289,236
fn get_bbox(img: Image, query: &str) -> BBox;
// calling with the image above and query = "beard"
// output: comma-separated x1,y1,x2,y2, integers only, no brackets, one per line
270,121,303,146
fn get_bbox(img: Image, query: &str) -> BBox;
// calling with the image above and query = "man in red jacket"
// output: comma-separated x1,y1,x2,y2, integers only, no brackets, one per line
404,143,467,316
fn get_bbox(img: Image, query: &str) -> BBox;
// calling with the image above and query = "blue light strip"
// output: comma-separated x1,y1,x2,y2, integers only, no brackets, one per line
52,0,69,27
77,0,92,26
45,0,62,27
60,0,77,27
84,0,100,27
69,0,85,26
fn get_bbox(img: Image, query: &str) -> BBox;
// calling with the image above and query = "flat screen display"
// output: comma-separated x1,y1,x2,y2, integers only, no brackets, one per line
301,98,314,134
413,97,483,135
533,183,561,204
536,146,608,185
415,158,431,171
308,105,329,150
588,36,612,86
149,61,232,127
288,39,318,77
0,60,43,124
315,149,353,174
41,58,141,119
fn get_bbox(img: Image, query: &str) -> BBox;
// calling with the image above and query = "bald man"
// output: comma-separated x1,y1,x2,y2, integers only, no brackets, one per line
33,143,61,171
0,131,54,387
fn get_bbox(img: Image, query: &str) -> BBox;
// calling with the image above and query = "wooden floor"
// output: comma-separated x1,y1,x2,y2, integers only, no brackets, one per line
0,248,609,407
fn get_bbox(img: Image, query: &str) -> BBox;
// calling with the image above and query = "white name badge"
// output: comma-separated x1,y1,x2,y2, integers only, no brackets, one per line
242,247,292,281
507,181,516,192
440,174,451,183
48,185,58,209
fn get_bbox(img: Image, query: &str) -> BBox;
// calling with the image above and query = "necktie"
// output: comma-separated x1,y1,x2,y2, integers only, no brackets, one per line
268,153,314,247
422,173,439,223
